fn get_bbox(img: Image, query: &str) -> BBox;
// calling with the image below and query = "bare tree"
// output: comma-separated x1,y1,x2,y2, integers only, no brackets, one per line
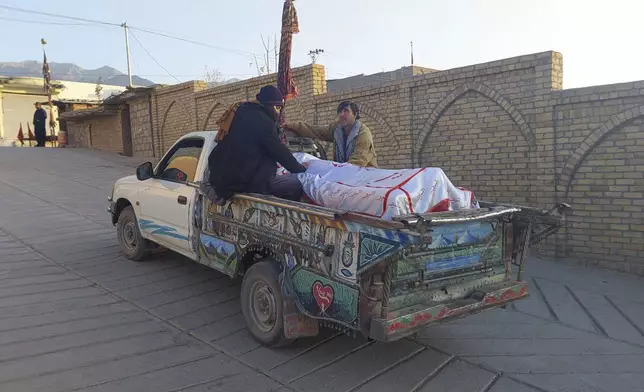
95,77,104,101
261,35,271,75
250,34,279,76
203,65,223,88
252,55,264,76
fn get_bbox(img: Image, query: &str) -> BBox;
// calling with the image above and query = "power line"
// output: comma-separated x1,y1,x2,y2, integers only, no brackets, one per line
0,16,95,26
0,4,121,26
0,4,263,59
128,29,181,83
129,26,259,59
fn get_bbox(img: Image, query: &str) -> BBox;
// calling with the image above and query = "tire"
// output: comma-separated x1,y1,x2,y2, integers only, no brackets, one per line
116,206,148,261
241,261,292,347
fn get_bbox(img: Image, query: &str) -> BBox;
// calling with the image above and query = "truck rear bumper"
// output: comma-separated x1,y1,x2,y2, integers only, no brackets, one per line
369,280,528,342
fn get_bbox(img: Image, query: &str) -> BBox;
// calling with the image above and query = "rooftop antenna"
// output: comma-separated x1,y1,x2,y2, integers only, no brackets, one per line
308,49,324,64
410,41,414,66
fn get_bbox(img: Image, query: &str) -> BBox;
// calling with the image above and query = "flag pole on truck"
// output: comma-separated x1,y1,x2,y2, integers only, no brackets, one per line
276,0,299,145
41,38,57,147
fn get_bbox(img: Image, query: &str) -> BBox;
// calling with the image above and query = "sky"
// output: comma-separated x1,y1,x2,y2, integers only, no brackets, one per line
1,0,643,89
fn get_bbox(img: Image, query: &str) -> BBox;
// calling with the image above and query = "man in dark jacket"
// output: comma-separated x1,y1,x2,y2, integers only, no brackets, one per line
33,102,47,147
208,85,308,202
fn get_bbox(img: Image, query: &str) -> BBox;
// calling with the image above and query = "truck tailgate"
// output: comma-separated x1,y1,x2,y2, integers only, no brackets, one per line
358,203,570,341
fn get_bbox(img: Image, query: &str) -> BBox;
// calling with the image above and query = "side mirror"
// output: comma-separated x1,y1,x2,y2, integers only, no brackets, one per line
136,161,153,181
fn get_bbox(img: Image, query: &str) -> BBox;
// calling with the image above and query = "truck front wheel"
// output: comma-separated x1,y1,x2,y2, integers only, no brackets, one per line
241,261,292,347
116,206,148,261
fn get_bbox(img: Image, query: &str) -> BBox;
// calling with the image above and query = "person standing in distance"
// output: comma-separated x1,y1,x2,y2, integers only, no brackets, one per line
33,102,47,147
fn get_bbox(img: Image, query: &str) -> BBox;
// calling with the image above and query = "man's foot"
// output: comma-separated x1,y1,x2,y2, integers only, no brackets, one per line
198,182,227,206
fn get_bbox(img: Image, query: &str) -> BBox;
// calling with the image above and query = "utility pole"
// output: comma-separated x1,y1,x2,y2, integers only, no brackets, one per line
41,38,56,147
307,49,324,64
122,22,133,88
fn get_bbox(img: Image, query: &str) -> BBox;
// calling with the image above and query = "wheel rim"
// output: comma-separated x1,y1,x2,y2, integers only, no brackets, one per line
249,280,277,333
122,219,138,251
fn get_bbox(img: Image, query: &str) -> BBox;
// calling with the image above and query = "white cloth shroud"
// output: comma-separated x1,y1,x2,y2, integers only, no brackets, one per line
277,153,479,220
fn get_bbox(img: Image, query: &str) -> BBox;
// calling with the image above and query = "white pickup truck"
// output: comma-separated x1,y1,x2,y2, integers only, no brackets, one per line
108,131,569,346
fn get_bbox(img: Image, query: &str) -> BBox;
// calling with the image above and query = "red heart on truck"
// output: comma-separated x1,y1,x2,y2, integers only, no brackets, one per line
312,281,334,313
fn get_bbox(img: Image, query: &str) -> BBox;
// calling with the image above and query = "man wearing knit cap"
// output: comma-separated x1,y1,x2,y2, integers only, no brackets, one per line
207,85,308,202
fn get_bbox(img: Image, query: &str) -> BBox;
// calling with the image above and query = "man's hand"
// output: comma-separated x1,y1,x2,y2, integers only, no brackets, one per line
301,161,311,169
282,124,299,137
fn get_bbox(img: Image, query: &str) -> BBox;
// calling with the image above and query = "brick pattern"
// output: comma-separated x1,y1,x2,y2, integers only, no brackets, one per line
419,90,533,205
89,115,123,153
129,98,155,158
67,123,91,148
153,81,207,156
67,115,123,154
564,118,644,275
4,147,644,392
63,51,644,275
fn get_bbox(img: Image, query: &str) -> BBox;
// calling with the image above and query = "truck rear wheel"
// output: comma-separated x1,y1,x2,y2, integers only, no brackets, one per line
116,206,148,261
241,261,292,347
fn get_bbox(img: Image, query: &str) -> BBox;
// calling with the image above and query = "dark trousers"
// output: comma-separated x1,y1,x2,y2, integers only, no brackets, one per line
34,128,46,147
202,174,303,205
269,174,303,201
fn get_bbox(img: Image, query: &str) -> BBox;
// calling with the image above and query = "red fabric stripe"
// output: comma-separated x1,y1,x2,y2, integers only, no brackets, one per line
380,168,426,217
400,188,414,213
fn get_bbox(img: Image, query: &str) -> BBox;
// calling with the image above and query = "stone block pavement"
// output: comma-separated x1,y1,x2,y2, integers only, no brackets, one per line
0,147,643,392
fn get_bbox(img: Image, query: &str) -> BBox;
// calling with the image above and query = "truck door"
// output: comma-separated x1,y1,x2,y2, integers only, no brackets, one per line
137,137,204,259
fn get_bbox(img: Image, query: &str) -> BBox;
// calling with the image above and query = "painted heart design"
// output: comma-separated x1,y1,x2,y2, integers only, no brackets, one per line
312,281,334,313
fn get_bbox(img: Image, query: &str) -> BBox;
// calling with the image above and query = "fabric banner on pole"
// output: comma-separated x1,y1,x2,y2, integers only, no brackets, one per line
276,0,299,144
17,123,25,146
277,0,299,102
27,123,35,140
42,50,51,93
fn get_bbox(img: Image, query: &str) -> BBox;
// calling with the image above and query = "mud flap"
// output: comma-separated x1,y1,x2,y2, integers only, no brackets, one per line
282,272,319,339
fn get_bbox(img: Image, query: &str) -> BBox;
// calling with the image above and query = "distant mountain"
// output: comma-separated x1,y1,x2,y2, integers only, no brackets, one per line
0,61,155,87
206,78,241,88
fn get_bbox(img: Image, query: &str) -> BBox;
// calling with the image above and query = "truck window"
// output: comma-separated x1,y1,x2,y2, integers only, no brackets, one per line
157,138,204,183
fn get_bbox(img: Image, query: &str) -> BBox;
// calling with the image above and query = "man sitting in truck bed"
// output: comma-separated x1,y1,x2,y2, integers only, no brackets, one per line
284,101,378,168
207,85,309,203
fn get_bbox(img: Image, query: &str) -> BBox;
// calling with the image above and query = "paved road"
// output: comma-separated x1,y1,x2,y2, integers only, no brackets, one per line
1,147,643,392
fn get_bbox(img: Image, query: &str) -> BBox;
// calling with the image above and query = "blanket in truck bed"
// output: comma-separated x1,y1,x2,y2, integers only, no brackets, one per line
277,153,479,220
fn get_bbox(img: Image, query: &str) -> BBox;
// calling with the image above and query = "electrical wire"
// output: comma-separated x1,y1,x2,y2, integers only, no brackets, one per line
1,4,380,83
128,29,181,83
0,15,95,26
0,4,121,26
128,26,258,58
0,4,264,59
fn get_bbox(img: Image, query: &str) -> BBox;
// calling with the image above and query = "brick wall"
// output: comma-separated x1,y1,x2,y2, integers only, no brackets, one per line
82,51,643,275
552,84,644,274
67,122,91,148
67,114,123,154
152,81,207,156
193,64,325,136
129,98,155,158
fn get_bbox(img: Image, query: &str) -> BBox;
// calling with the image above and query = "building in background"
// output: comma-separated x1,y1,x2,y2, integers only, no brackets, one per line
60,86,157,157
326,66,437,93
0,76,127,146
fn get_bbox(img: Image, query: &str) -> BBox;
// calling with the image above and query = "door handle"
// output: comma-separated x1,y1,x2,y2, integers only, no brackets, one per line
177,195,187,205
